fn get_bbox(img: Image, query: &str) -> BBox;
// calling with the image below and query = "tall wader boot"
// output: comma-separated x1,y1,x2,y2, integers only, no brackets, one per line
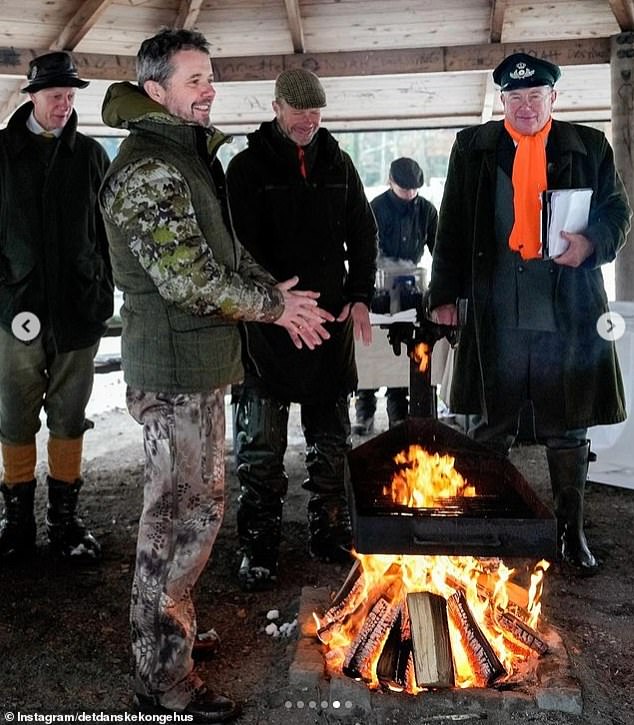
46,436,100,563
353,390,376,436
303,396,353,564
546,440,599,576
386,387,409,428
0,441,37,560
235,389,289,591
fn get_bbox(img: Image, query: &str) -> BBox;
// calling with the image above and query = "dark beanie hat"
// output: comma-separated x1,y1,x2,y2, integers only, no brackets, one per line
390,157,424,190
493,52,560,91
274,68,327,109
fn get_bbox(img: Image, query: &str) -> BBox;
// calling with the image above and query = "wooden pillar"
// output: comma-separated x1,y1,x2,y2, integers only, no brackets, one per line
611,33,634,301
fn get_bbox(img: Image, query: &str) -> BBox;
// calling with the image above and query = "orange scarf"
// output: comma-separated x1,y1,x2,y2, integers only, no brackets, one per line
504,117,552,260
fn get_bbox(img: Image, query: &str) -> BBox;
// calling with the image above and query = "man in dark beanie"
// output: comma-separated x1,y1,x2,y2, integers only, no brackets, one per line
226,68,377,591
0,51,113,563
428,51,631,576
354,157,438,434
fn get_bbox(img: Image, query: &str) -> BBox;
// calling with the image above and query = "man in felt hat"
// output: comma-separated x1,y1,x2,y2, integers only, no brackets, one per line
0,51,113,564
353,156,438,434
428,52,631,576
226,68,378,591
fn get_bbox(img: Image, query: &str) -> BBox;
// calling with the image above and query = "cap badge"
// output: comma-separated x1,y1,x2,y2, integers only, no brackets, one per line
509,62,535,81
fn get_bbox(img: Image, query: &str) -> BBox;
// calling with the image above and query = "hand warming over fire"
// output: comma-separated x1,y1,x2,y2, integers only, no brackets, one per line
336,301,373,345
274,275,334,349
552,231,595,268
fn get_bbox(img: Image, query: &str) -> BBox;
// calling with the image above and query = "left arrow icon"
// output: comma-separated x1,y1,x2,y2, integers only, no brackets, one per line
12,312,41,342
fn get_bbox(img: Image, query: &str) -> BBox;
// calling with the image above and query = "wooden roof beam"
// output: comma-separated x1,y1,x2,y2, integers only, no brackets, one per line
608,0,634,30
0,0,114,126
489,0,507,44
52,0,114,51
283,0,305,54
0,37,611,84
173,0,204,31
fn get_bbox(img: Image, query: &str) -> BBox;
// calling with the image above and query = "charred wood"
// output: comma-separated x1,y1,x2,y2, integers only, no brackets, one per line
447,590,506,687
494,610,549,656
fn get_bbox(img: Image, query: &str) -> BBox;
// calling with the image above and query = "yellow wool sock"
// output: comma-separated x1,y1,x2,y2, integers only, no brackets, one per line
1,441,37,485
48,436,83,483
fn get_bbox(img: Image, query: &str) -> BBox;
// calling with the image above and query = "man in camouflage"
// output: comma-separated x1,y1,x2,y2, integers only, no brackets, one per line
99,29,332,722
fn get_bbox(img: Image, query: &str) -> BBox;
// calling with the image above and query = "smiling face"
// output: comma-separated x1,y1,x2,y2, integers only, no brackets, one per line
501,85,557,136
144,48,216,127
272,98,321,146
29,87,76,131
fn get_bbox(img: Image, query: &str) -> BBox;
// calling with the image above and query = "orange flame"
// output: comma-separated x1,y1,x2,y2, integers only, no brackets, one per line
412,342,430,372
317,446,550,693
386,445,476,507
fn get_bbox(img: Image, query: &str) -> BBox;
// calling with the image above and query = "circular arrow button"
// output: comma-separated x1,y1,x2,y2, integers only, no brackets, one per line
597,311,625,342
11,311,41,342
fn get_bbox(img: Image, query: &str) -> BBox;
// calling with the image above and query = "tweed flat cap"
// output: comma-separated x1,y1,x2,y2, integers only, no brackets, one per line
493,53,560,91
390,157,424,190
21,51,89,94
275,68,326,109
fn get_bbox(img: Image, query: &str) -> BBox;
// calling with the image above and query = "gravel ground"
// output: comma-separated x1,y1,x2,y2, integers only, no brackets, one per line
0,391,632,725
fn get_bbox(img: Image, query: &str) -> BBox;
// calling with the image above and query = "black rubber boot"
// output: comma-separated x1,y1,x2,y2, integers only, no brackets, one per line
386,387,409,428
546,441,599,576
46,477,101,563
235,388,289,591
0,480,36,560
307,494,352,564
353,389,376,436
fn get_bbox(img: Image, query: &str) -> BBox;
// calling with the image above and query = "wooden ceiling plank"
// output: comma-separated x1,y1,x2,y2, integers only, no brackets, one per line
480,72,496,122
608,0,634,30
283,0,306,53
489,0,507,44
173,0,205,31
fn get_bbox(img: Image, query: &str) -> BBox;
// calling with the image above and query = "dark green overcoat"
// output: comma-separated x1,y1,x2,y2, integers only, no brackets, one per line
429,120,631,429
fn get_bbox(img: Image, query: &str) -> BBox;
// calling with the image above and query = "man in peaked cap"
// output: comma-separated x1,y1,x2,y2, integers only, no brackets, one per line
0,51,113,564
428,51,631,577
226,67,378,591
354,157,438,435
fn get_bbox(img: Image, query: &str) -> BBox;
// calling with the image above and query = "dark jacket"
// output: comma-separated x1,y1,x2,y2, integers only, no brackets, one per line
226,121,378,404
0,103,113,352
100,83,282,393
428,119,631,428
371,189,437,262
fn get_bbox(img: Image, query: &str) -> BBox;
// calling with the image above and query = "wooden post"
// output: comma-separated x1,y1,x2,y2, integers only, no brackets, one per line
611,33,634,301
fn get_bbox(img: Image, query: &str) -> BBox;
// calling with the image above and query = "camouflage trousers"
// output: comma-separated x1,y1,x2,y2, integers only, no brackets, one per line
126,387,226,709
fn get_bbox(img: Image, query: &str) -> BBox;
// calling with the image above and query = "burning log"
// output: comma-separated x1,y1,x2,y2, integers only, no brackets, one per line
407,591,455,688
494,610,549,656
447,590,506,687
318,562,400,643
343,595,401,681
376,606,415,690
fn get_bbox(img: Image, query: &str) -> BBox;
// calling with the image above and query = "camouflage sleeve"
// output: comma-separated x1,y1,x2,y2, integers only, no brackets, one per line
101,157,284,322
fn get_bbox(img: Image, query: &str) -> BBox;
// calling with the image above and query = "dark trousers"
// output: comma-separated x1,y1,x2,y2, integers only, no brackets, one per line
235,378,351,563
472,328,586,453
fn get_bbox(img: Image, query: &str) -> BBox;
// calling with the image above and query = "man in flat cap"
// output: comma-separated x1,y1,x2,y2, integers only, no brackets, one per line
428,52,631,576
354,157,438,434
0,52,113,564
226,67,378,590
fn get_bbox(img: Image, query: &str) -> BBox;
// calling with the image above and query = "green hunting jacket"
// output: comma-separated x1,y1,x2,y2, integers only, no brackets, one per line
100,82,283,393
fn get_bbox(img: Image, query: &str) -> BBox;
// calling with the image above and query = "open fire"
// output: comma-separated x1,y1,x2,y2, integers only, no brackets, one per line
318,444,551,694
